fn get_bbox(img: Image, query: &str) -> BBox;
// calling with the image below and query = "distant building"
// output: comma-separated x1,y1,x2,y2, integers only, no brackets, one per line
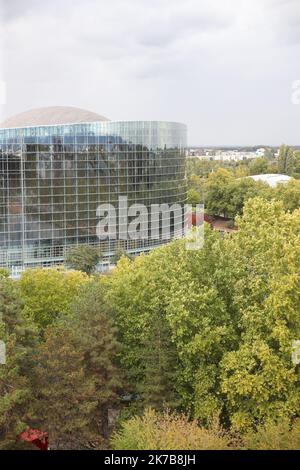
249,174,292,188
214,150,257,162
256,148,266,157
187,148,205,157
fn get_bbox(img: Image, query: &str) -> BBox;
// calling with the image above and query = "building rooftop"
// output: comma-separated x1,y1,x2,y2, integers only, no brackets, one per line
0,106,110,129
249,173,292,188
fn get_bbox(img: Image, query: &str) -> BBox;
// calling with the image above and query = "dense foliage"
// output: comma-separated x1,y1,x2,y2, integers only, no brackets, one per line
0,195,300,449
0,277,35,449
112,409,300,450
112,409,231,450
105,198,300,430
187,147,300,218
20,267,89,331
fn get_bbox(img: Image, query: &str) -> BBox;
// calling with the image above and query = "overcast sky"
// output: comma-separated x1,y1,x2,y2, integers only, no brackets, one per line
0,0,300,145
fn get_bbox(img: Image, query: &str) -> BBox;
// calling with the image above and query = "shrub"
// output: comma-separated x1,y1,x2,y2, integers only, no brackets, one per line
0,268,10,279
111,409,231,450
244,418,300,450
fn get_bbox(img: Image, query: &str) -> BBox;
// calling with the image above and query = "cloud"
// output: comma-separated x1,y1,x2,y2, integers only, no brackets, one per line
0,0,300,145
0,0,47,20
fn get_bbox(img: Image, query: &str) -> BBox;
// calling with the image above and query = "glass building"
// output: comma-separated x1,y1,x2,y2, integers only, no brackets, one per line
0,107,187,273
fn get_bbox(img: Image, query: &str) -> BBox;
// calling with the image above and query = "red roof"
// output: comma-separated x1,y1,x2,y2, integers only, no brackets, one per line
19,428,48,443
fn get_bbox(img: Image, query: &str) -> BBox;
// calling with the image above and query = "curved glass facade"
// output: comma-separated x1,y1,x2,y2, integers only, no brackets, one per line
0,120,187,272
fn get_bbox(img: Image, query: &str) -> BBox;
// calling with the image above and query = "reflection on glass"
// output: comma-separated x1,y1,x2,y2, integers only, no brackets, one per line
0,121,187,269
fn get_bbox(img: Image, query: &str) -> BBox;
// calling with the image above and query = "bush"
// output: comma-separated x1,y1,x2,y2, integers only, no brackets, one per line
111,409,231,450
0,268,10,279
112,249,134,266
244,418,300,450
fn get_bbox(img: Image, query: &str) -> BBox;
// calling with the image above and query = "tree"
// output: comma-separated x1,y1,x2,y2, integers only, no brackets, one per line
0,277,35,449
20,267,89,332
106,228,237,423
278,144,294,174
106,197,300,429
112,248,134,266
264,148,275,161
249,157,269,175
204,168,234,217
290,151,300,178
31,324,96,449
66,244,101,275
70,281,123,438
220,198,300,430
136,312,180,411
203,170,272,219
274,179,300,212
21,279,122,448
222,178,268,218
187,188,202,206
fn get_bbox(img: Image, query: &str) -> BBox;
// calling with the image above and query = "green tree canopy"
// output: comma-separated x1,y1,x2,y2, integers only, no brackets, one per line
20,268,89,332
187,188,202,206
249,157,269,175
31,323,96,449
220,198,300,429
0,277,36,448
65,244,101,275
69,281,123,438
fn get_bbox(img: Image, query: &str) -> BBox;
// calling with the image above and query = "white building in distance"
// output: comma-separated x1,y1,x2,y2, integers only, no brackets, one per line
249,174,291,188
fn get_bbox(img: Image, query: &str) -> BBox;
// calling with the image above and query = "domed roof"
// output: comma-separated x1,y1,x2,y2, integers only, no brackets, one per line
0,106,110,128
249,174,292,188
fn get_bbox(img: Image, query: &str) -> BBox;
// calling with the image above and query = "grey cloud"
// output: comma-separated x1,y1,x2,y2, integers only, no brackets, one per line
270,0,300,44
0,0,300,145
0,0,45,20
140,3,233,49
0,0,83,21
137,19,230,49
